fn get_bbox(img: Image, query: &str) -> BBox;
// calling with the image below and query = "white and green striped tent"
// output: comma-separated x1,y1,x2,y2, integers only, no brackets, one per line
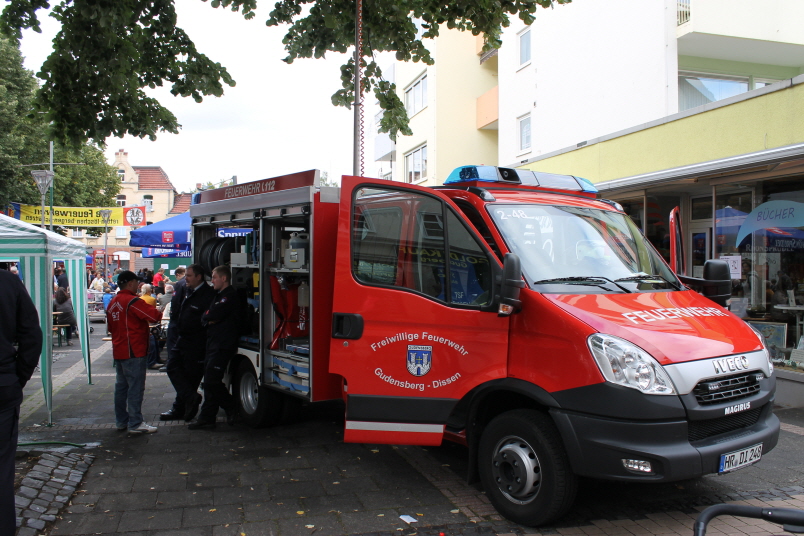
0,213,92,423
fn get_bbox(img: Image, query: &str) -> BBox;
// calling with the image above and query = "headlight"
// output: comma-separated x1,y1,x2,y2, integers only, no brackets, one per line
588,334,676,395
745,322,773,374
746,322,773,375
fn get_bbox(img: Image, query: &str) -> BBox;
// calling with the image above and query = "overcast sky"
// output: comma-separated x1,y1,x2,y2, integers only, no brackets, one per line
18,0,364,193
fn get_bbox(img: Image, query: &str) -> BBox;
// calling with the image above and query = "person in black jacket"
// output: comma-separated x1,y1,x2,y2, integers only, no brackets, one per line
188,265,241,429
0,269,43,534
162,264,215,422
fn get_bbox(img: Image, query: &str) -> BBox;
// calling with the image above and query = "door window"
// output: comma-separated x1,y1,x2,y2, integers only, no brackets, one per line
351,187,491,306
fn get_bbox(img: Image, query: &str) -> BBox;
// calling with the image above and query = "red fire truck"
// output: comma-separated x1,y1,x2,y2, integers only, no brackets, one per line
189,167,779,526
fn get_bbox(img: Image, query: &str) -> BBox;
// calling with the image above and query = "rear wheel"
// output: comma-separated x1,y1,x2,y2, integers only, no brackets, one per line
478,409,577,526
233,359,283,427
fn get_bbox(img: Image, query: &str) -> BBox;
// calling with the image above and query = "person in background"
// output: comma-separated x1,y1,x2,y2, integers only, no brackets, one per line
9,265,21,281
106,271,161,435
90,271,105,292
102,285,115,310
153,267,165,289
55,267,69,290
53,288,78,346
164,265,214,422
154,279,166,297
139,284,157,307
86,266,94,287
158,284,173,311
160,266,186,377
189,265,241,429
0,269,43,533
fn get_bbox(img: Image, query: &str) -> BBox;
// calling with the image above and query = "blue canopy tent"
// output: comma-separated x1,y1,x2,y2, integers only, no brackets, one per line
130,212,253,255
129,212,192,250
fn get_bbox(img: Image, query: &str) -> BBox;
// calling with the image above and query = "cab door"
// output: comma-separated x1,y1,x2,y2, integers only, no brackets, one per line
330,176,510,446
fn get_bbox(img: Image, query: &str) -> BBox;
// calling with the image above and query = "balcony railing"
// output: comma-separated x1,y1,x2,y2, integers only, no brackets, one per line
677,0,691,25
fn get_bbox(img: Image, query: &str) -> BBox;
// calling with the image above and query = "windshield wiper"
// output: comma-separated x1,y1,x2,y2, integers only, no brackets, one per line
532,276,631,293
614,273,682,290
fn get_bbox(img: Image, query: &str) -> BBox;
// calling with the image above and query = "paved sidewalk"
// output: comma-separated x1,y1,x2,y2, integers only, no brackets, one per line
13,327,804,535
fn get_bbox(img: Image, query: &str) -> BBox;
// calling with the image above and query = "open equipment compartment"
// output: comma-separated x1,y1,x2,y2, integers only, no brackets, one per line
189,170,342,427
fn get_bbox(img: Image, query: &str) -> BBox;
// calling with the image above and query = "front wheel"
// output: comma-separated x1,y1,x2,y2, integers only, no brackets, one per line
478,409,577,526
233,359,283,427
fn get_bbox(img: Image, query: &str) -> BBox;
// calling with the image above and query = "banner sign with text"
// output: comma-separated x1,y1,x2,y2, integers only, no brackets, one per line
7,203,147,227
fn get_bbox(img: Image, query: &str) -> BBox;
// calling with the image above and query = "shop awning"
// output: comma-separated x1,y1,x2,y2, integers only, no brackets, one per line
595,142,804,193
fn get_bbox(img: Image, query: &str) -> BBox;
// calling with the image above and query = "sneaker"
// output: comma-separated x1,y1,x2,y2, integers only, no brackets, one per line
116,424,127,431
128,423,158,435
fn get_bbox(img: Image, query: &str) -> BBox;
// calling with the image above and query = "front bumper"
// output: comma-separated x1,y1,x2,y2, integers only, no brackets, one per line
550,388,780,482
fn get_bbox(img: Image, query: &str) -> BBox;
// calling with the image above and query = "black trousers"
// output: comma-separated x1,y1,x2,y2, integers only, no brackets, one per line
166,340,205,411
0,384,22,535
198,346,236,421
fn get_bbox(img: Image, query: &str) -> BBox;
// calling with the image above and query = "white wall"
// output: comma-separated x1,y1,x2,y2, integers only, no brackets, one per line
498,0,677,167
687,0,804,45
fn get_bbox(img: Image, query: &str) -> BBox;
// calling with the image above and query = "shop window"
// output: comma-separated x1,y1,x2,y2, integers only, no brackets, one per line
716,177,804,341
691,196,713,221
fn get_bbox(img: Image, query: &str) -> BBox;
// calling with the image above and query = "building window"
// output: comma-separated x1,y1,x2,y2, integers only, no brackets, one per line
404,145,427,183
71,228,83,238
115,227,127,238
118,168,125,181
518,115,531,152
678,72,748,111
143,195,154,212
116,194,126,207
405,74,427,117
519,28,531,65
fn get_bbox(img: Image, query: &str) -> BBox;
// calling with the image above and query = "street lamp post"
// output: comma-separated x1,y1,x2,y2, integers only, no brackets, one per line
31,170,55,228
99,209,112,279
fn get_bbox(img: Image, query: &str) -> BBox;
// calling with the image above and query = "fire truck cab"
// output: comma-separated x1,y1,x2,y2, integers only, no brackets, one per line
189,167,779,526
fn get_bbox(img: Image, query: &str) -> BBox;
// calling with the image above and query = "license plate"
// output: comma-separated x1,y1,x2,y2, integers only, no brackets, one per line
718,443,762,473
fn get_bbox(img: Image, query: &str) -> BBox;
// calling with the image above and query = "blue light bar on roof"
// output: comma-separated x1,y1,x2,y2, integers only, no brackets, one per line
444,165,598,194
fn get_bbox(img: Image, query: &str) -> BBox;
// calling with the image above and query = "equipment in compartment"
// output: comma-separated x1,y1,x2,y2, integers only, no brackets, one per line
198,236,245,273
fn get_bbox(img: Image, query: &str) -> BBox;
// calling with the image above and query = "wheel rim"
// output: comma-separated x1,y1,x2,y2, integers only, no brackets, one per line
239,370,259,415
491,435,542,505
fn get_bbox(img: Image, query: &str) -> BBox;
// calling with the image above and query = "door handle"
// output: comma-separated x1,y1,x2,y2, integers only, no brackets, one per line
332,313,364,339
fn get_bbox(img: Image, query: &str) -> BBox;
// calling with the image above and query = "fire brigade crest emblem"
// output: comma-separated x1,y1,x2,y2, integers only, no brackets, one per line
406,345,432,377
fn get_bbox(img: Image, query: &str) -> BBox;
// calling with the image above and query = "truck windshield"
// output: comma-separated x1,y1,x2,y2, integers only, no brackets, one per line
489,204,681,292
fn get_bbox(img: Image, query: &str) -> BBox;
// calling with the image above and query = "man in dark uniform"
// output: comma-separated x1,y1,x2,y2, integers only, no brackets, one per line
0,269,43,533
188,265,241,429
159,266,185,373
162,264,214,421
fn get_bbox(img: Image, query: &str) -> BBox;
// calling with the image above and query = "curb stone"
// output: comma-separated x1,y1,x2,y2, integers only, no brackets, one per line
14,450,94,535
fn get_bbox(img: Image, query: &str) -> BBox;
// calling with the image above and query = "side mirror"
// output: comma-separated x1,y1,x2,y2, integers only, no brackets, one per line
498,253,524,316
702,259,731,307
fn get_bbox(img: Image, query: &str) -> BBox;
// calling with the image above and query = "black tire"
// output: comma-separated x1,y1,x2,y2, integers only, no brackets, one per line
233,359,283,427
478,409,577,526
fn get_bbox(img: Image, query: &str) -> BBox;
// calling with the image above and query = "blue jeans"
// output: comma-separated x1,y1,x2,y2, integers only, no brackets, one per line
115,357,147,429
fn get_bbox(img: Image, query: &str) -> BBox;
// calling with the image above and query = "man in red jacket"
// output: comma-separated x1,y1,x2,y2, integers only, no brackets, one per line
107,271,162,435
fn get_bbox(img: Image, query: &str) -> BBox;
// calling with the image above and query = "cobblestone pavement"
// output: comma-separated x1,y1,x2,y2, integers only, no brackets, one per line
13,327,804,535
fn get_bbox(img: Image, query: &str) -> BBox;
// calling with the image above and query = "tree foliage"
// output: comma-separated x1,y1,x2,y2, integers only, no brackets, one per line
0,36,119,228
2,0,569,145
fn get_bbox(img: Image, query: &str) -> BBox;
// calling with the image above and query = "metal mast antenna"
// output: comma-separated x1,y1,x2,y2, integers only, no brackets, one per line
352,0,365,176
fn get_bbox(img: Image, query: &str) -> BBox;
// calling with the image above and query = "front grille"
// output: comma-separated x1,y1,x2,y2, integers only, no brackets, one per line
688,407,762,442
692,372,761,405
